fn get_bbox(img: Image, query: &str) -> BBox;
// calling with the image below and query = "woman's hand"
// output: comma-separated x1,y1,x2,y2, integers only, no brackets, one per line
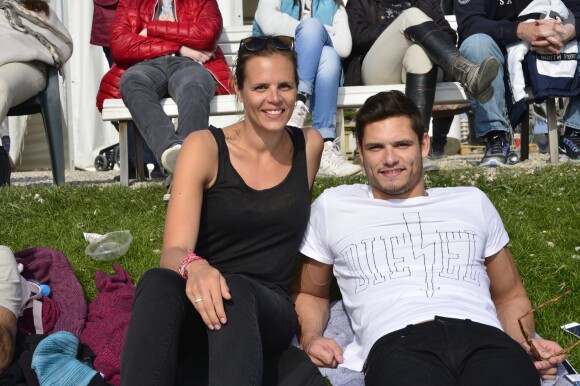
184,261,231,330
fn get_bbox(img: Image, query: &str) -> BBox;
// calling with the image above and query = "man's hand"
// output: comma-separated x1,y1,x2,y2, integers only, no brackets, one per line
523,338,567,380
178,46,215,63
531,22,577,53
184,261,231,331
518,19,566,54
301,335,344,368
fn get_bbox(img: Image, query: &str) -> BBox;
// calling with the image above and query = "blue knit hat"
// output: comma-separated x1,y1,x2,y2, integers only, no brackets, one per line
31,331,98,386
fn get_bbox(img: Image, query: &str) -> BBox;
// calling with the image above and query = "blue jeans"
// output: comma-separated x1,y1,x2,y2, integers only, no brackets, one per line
563,40,580,130
121,268,324,386
119,56,216,163
295,18,341,140
459,34,510,138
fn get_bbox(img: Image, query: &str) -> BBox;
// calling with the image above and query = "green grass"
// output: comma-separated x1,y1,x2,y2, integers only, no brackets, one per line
1,163,579,370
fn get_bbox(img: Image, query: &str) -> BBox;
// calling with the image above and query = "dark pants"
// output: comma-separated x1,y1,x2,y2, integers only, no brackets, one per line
364,316,540,386
121,268,324,386
119,56,216,164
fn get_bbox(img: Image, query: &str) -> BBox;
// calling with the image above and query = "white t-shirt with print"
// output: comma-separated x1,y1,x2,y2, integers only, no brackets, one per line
300,185,509,371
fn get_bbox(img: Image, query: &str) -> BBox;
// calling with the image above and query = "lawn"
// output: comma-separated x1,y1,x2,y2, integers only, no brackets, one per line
1,162,579,369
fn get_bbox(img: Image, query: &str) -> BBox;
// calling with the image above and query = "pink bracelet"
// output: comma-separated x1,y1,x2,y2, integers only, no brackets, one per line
178,253,207,280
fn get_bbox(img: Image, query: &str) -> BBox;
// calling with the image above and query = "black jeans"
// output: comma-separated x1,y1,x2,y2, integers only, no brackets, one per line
121,268,324,386
364,316,540,386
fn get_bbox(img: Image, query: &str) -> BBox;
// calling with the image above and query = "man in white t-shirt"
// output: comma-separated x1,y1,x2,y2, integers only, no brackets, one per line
0,246,22,372
291,91,569,385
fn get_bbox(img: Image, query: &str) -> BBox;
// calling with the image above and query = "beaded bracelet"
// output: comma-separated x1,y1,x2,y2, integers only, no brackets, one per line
178,252,207,280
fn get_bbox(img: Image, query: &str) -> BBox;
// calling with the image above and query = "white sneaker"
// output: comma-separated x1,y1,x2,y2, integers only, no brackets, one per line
422,157,440,172
161,144,181,174
318,139,363,177
287,100,309,128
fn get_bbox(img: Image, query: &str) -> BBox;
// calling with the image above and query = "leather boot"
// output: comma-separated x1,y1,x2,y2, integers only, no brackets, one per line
406,68,439,171
431,115,453,159
0,146,10,186
405,21,499,104
405,67,438,132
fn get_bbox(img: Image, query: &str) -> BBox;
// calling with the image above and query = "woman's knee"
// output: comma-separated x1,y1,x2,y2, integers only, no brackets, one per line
401,7,431,25
296,18,325,37
134,268,184,301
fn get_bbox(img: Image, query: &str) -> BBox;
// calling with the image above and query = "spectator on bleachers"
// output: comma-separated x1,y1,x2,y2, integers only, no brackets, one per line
91,0,163,180
253,0,362,177
0,0,72,186
96,0,233,178
121,36,326,385
455,0,580,165
90,0,117,67
344,2,499,169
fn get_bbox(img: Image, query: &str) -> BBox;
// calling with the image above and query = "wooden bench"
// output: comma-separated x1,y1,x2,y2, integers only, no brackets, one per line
101,17,560,185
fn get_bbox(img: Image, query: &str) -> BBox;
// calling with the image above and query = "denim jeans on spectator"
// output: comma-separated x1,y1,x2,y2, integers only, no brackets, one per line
119,56,216,164
121,268,324,386
460,34,510,138
295,18,341,140
563,40,580,130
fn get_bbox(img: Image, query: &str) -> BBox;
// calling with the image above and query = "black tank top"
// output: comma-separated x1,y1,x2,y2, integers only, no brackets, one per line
195,126,311,297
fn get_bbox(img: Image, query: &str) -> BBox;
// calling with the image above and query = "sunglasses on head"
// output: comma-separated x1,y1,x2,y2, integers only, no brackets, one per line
239,36,294,52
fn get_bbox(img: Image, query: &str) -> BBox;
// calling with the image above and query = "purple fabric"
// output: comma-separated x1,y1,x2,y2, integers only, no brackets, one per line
80,264,135,386
15,247,87,337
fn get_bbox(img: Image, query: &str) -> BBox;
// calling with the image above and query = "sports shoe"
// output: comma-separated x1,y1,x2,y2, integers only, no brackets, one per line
480,131,510,167
287,100,309,128
452,56,499,104
559,128,580,161
161,144,182,174
423,157,440,172
318,139,363,177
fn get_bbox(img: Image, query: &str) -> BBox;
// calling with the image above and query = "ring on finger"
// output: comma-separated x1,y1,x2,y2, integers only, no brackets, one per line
194,298,204,304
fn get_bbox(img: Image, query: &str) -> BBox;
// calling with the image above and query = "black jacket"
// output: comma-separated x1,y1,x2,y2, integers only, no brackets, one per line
454,0,580,48
344,0,456,85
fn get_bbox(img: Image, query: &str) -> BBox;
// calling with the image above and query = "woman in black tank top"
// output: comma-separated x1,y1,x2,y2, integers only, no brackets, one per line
121,37,325,385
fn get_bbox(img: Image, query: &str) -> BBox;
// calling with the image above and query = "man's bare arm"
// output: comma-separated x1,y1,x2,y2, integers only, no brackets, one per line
486,247,533,341
0,306,17,372
291,256,343,367
487,247,566,380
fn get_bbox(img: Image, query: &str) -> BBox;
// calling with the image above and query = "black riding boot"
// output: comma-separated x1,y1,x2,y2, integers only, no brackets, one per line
405,67,438,133
406,68,439,171
0,146,10,186
405,21,499,104
431,115,453,159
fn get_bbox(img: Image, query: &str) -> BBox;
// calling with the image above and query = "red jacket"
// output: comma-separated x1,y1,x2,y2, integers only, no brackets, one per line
96,0,233,111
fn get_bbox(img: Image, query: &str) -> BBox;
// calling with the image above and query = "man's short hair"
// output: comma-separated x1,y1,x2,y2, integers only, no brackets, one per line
355,91,424,145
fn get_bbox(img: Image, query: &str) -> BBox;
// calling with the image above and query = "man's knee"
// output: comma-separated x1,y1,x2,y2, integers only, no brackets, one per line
460,34,502,63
